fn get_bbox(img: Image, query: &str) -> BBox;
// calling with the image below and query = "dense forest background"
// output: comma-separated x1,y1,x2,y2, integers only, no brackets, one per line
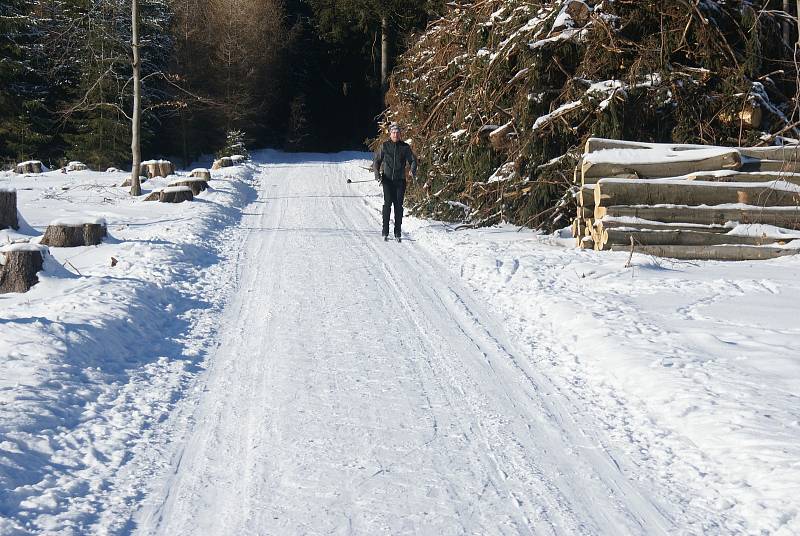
0,0,442,169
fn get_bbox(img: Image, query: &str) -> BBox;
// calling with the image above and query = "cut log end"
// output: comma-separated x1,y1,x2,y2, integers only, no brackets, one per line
159,187,193,203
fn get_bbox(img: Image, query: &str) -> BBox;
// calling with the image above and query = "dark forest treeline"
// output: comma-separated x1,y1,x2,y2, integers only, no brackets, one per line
0,0,441,169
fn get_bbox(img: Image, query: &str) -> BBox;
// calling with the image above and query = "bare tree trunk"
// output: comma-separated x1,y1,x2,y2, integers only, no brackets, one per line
130,0,142,196
784,0,791,46
381,15,389,107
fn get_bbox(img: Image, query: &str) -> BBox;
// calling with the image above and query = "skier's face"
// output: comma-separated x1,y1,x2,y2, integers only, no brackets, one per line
390,129,401,142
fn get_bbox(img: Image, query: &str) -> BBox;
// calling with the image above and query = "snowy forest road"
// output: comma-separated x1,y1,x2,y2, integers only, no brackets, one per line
133,154,679,535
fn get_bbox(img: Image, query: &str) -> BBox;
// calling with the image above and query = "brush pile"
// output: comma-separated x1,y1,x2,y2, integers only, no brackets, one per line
384,0,800,230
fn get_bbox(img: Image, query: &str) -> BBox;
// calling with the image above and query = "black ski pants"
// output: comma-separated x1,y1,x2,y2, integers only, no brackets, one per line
382,178,406,237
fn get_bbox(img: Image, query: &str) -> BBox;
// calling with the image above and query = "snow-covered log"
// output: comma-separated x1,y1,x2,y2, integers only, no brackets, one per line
0,244,45,293
594,179,800,208
597,228,789,251
1,187,18,230
159,186,193,203
582,148,742,181
190,168,211,180
686,171,800,185
609,243,800,261
15,160,45,174
576,184,595,207
595,205,800,229
66,161,88,172
141,159,175,178
169,178,209,195
40,218,107,247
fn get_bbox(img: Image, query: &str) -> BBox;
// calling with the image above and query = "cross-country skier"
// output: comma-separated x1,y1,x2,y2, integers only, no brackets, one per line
374,122,418,242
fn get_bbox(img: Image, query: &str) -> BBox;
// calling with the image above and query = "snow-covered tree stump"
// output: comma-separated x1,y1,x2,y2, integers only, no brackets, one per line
40,218,107,247
141,159,175,178
230,155,246,165
190,168,211,180
66,161,88,172
1,187,18,230
159,186,193,203
212,157,232,170
169,178,209,195
0,244,45,293
15,160,45,174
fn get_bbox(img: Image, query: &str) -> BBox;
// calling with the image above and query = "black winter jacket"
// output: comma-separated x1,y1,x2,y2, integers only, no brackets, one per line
374,140,417,183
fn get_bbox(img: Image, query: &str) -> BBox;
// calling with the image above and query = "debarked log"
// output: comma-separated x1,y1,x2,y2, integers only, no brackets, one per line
582,149,741,180
594,179,800,207
597,228,790,250
594,205,800,229
609,243,800,261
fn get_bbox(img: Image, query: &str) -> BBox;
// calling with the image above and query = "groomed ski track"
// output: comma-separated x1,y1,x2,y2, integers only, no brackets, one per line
134,153,679,535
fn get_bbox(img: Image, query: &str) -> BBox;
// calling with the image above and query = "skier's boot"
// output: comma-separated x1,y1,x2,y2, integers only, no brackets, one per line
395,236,402,243
383,235,389,242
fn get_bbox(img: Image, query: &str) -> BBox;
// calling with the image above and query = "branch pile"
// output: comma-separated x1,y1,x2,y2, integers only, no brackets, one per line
383,0,800,230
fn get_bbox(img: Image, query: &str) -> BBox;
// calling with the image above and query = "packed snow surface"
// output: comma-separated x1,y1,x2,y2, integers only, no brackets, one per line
1,153,799,535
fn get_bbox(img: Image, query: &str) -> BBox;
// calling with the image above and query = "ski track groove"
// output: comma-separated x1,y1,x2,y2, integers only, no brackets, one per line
132,156,685,535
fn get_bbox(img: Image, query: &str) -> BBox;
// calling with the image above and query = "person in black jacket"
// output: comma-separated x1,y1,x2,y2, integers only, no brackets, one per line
374,123,418,242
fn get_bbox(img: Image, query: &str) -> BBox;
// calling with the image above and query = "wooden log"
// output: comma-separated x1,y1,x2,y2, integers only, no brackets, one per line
596,219,729,234
578,206,593,219
576,184,595,207
159,186,193,203
609,243,800,261
230,155,246,165
686,171,800,185
740,159,800,173
600,229,791,250
579,236,594,249
190,168,211,180
15,160,45,174
595,179,800,208
582,148,741,181
212,157,232,170
585,138,800,162
40,219,107,247
719,103,763,129
169,178,209,195
141,159,175,178
143,189,161,201
581,172,638,185
0,244,45,293
595,205,800,229
1,188,18,230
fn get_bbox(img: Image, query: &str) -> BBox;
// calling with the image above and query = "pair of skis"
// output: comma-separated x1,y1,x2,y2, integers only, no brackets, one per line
384,236,402,243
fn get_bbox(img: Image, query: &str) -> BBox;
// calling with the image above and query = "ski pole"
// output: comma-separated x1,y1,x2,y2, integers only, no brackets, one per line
346,179,375,184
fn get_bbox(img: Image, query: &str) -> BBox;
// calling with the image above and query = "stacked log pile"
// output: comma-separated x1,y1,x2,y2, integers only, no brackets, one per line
573,138,800,260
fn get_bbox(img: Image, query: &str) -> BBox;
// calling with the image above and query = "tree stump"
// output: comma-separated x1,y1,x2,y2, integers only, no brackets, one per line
1,187,18,230
212,157,232,170
159,186,193,203
143,190,161,201
0,244,45,293
141,159,175,178
67,161,88,172
190,168,211,180
15,160,45,174
230,155,246,165
40,219,107,247
119,175,148,187
169,178,209,195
